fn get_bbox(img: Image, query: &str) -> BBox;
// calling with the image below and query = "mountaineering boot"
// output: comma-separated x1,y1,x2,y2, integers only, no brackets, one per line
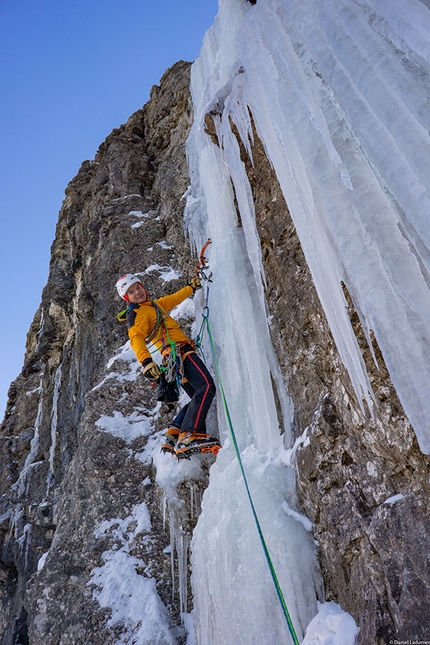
161,427,180,454
175,432,221,460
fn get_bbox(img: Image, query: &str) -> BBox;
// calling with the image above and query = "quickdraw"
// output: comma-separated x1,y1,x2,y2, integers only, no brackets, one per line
163,345,183,384
194,239,213,359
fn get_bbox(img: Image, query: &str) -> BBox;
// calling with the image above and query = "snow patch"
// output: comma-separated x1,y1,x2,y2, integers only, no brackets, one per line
95,410,153,444
95,501,152,542
157,241,174,250
366,461,378,477
90,549,178,645
107,342,137,370
92,343,142,391
302,602,359,645
37,551,49,572
383,493,405,506
170,297,195,322
128,209,150,218
110,195,143,202
144,264,181,282
280,427,310,466
90,503,180,645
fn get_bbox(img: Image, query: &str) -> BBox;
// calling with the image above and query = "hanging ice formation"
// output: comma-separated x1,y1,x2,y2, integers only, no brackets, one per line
183,0,430,641
187,0,430,451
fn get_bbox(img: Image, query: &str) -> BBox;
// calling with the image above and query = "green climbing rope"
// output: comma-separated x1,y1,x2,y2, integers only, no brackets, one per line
199,302,300,645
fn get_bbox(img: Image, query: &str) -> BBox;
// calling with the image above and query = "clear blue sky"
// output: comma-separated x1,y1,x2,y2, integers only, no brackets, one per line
0,0,219,418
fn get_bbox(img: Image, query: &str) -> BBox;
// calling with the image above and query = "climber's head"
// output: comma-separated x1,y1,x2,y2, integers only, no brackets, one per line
116,274,148,303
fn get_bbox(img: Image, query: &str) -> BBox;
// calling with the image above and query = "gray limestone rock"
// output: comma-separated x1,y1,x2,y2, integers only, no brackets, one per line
1,57,429,645
0,60,199,645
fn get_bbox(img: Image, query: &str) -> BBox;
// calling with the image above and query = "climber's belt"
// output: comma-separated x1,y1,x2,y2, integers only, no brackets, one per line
160,342,195,358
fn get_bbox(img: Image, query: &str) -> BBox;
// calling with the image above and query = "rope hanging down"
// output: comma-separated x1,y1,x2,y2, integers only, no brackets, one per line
195,242,300,645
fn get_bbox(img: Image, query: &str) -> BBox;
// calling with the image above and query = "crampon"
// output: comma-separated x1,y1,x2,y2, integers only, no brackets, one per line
175,432,221,460
160,427,180,455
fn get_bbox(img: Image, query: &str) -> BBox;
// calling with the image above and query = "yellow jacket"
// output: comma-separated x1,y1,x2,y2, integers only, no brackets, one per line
126,286,193,363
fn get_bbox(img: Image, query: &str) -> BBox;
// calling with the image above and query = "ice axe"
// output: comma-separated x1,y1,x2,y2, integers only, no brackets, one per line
196,238,212,282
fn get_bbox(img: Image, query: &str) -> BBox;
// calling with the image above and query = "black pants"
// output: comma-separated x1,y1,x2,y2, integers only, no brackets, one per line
171,352,216,435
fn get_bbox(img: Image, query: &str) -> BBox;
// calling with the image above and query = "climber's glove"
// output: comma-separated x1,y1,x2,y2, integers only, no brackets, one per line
189,276,202,291
142,359,161,381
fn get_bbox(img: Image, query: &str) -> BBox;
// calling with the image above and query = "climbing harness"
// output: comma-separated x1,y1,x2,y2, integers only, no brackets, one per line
195,240,300,645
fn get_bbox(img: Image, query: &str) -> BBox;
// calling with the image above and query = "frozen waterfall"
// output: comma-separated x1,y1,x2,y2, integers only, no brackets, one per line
187,0,430,453
184,0,430,642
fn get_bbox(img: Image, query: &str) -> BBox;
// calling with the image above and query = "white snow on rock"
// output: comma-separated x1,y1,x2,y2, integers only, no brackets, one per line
95,410,153,444
144,264,182,282
383,493,405,506
89,503,181,645
302,602,359,645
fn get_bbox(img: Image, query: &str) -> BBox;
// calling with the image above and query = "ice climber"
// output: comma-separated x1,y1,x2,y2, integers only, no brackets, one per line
116,273,221,459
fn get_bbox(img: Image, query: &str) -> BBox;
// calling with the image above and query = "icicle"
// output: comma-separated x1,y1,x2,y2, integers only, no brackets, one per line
189,0,430,452
47,363,63,489
162,493,168,532
166,497,190,614
169,507,176,603
190,485,194,522
12,375,44,496
175,527,190,615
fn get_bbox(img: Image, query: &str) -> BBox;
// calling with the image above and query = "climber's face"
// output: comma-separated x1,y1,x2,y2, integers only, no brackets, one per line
126,282,147,304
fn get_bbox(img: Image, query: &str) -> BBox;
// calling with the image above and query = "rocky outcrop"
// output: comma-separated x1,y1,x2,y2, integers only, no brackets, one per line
0,60,198,645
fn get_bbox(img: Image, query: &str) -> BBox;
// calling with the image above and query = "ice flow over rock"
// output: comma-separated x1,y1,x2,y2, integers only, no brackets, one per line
183,0,430,642
187,0,430,453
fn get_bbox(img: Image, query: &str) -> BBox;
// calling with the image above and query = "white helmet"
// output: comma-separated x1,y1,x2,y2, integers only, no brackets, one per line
116,273,143,300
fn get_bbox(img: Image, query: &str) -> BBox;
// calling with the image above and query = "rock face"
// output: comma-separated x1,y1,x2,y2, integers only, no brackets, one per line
1,58,429,645
0,60,199,645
